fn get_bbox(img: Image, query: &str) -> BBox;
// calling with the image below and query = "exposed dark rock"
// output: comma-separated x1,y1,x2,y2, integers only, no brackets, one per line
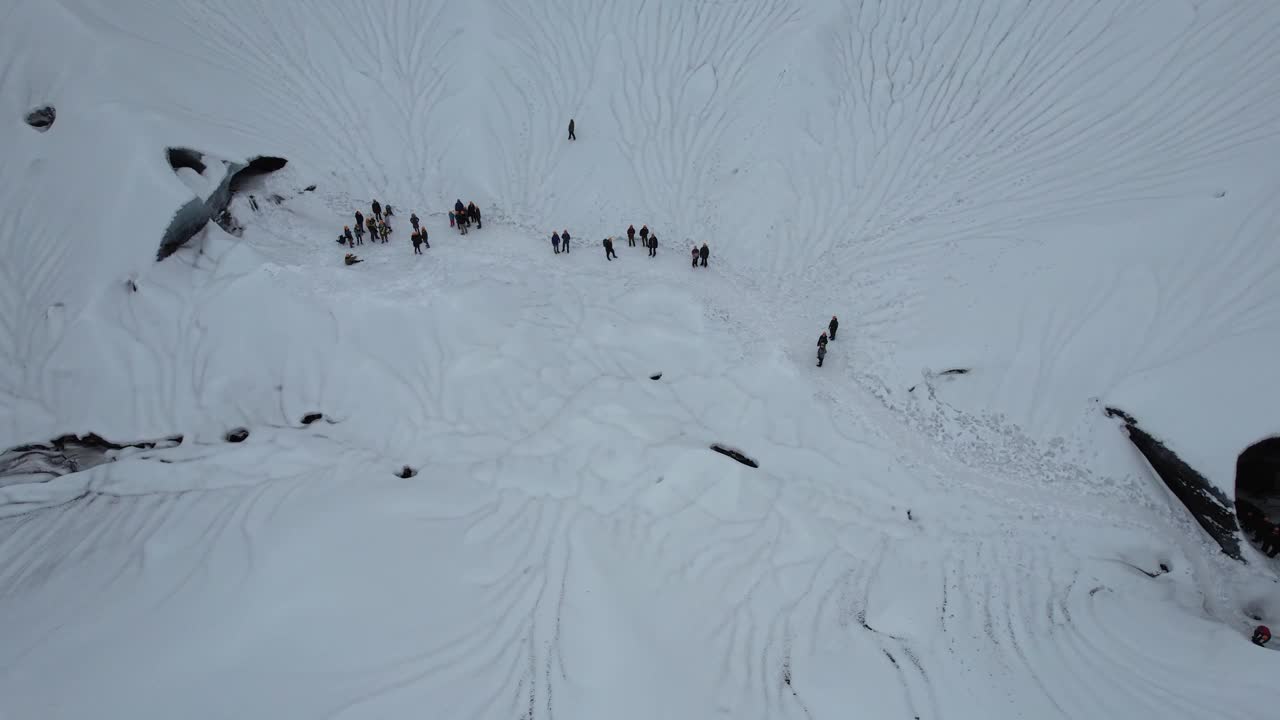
225,428,250,443
167,147,207,174
938,368,970,376
650,372,663,380
25,105,55,131
1106,405,1243,561
0,432,183,485
397,466,417,479
710,444,759,468
126,279,138,293
303,184,317,192
301,413,324,425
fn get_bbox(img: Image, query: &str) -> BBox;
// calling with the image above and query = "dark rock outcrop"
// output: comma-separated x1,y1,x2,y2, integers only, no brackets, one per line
0,432,183,485
397,466,417,479
225,428,250,443
1105,406,1243,561
25,106,55,131
301,413,324,425
710,444,759,468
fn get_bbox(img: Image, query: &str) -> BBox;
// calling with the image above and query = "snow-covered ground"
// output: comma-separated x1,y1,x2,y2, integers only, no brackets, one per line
3,0,1280,717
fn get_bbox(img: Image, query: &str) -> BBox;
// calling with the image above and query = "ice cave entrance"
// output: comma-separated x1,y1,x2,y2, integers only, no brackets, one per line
1235,436,1280,555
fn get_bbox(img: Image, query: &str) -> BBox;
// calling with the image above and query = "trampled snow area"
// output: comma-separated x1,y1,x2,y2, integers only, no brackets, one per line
3,0,1280,717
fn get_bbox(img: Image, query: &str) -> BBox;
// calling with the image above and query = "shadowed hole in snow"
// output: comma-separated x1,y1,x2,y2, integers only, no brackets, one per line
650,372,662,380
1234,436,1280,554
166,147,207,174
230,156,288,193
397,466,417,479
25,105,55,131
1105,406,1242,561
301,412,324,425
710,444,759,468
225,428,249,443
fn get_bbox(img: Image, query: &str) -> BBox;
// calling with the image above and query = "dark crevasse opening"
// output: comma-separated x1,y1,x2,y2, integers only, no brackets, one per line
230,156,288,193
156,151,287,261
1235,437,1280,556
1105,406,1243,561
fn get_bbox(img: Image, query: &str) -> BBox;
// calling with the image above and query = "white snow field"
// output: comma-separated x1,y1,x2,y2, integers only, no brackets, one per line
3,0,1280,717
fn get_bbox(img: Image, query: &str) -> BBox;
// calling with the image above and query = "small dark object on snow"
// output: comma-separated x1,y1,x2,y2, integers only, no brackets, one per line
268,193,285,205
710,444,759,468
249,195,260,211
225,428,249,443
303,184,316,192
1253,625,1271,647
650,373,662,380
1214,190,1227,199
25,105,56,131
398,466,417,479
301,413,324,425
907,509,913,521
938,367,970,376
126,279,138,293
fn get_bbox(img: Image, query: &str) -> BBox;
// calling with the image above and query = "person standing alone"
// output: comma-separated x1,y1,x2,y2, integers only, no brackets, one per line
603,236,617,261
568,118,576,141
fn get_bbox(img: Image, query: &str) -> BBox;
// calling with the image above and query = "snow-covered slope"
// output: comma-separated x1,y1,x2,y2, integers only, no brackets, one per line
3,0,1279,717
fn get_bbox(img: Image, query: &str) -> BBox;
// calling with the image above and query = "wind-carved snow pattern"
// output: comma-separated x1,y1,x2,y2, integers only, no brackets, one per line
2,0,1280,718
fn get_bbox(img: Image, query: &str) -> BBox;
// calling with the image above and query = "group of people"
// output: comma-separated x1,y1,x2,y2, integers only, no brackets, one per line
816,316,839,367
449,199,482,235
340,197,487,263
580,224,713,268
1238,499,1280,557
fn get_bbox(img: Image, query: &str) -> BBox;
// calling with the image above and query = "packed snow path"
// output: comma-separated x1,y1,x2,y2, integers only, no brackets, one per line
3,0,1280,718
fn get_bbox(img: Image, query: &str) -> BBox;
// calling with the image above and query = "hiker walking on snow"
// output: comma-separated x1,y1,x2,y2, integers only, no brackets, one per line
412,230,423,255
419,227,429,248
639,225,649,246
829,316,838,340
603,236,617,260
699,242,709,267
552,232,561,253
410,212,420,233
817,343,826,367
353,222,365,245
648,234,657,257
562,229,571,252
372,199,383,222
627,225,636,247
384,205,394,218
365,216,377,240
568,118,576,140
691,246,699,268
344,226,355,247
468,202,482,229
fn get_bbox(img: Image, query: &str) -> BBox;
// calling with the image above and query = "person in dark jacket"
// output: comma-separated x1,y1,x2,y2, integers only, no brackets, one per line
817,343,826,367
419,227,429,249
467,202,481,229
829,316,839,340
372,199,382,221
639,225,649,245
384,204,394,218
355,210,364,230
454,199,465,215
627,225,636,247
552,232,561,253
647,233,657,257
344,226,355,247
562,229,571,252
410,212,420,232
603,236,617,260
568,118,576,140
818,331,828,350
353,222,364,245
691,246,699,268
412,230,423,254
699,242,709,267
